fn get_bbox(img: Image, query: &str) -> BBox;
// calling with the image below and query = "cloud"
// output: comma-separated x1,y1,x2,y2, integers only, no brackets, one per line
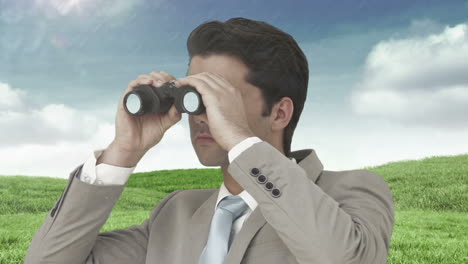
294,115,468,172
350,21,468,129
0,82,105,147
0,80,196,177
0,0,150,24
0,121,195,178
0,82,27,110
34,0,146,17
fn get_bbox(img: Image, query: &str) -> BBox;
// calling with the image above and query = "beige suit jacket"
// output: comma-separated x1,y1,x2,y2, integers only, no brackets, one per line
24,141,394,264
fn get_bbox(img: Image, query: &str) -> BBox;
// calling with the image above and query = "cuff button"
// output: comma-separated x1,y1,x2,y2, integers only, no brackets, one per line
256,174,267,184
265,182,274,191
250,168,260,177
271,188,281,198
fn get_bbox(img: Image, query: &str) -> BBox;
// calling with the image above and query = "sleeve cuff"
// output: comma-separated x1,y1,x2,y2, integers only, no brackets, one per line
79,149,136,185
228,136,263,163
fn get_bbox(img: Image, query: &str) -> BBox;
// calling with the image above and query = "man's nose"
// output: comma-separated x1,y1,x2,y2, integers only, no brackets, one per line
193,112,209,125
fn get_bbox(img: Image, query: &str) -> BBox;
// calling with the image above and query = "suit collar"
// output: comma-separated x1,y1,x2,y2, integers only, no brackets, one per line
187,147,323,263
289,148,324,183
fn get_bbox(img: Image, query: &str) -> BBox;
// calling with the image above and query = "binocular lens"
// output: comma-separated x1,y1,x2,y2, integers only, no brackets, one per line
183,91,200,113
125,93,142,114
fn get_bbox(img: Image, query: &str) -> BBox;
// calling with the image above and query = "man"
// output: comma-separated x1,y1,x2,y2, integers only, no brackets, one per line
25,17,394,264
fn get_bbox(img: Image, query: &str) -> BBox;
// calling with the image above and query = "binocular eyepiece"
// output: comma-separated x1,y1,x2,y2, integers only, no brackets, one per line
123,81,206,116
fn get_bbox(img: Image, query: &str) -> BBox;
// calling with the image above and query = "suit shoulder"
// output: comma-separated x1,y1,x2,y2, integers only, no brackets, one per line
171,188,217,201
321,168,386,183
148,188,218,220
319,169,395,223
319,169,391,194
163,188,217,208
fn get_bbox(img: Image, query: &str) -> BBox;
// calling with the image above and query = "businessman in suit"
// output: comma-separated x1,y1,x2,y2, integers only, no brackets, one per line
25,17,394,264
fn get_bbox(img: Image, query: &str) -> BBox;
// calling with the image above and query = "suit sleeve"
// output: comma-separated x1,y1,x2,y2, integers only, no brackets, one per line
24,163,182,264
228,136,263,163
227,141,395,264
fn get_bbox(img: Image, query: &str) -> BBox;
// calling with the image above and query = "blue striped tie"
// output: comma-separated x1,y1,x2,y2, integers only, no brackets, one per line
199,195,248,264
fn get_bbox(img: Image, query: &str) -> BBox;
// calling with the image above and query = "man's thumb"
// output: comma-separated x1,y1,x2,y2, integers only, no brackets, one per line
169,105,181,122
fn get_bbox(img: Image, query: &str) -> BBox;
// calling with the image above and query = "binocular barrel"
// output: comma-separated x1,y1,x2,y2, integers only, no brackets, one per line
123,82,206,116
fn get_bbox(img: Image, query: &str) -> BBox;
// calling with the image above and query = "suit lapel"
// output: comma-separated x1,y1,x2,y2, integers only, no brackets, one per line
187,188,219,263
187,147,323,263
224,206,267,264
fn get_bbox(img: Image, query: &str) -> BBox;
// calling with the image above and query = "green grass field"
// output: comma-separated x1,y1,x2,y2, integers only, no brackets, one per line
1,155,467,263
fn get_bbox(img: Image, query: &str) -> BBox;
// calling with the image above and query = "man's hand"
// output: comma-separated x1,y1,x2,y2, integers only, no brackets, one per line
174,72,256,151
106,71,182,167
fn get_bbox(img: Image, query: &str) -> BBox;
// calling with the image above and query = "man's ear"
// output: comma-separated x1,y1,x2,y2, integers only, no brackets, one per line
271,97,294,132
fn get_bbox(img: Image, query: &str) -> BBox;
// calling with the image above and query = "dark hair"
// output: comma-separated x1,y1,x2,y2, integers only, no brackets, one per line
186,17,308,157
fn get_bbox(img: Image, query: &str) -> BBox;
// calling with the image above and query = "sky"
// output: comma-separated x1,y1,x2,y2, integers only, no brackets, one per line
1,0,467,178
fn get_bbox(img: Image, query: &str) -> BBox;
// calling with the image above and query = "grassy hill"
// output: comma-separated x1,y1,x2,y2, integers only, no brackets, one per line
1,154,467,263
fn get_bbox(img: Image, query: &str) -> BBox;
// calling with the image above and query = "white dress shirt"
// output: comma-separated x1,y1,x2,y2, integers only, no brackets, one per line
77,136,297,243
78,137,268,185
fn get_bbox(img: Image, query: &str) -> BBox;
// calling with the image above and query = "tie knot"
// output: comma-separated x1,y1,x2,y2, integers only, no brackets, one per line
217,195,248,220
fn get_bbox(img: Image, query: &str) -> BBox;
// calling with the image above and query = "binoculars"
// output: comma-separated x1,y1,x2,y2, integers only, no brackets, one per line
123,81,206,116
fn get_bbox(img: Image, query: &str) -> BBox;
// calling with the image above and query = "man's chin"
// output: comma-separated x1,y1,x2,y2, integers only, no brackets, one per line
196,151,229,167
199,161,220,167
198,157,229,167
192,142,229,166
